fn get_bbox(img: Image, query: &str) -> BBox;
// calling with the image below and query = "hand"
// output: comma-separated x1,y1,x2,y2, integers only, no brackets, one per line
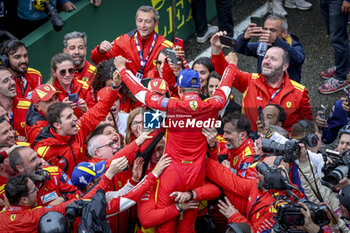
300,202,321,233
221,159,231,169
256,113,270,136
61,1,77,12
202,127,217,147
243,23,263,40
342,0,350,13
90,0,102,7
225,52,238,65
170,191,195,202
16,136,27,142
298,143,308,163
48,197,65,206
315,110,328,129
76,99,88,113
152,154,172,177
62,97,78,109
333,177,350,191
135,130,153,146
210,31,226,55
99,40,113,53
341,97,350,112
131,157,144,182
173,48,185,58
321,202,338,225
176,200,200,211
105,156,129,179
114,56,126,72
258,30,277,46
218,196,238,219
112,69,122,87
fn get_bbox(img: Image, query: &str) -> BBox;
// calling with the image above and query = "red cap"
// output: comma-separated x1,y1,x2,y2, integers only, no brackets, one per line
32,84,59,104
147,78,169,95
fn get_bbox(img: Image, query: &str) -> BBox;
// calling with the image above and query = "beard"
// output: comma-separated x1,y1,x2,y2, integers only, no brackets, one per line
73,56,84,67
262,65,283,84
10,62,28,75
30,169,48,182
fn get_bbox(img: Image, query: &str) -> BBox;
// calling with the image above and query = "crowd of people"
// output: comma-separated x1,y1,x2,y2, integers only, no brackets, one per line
0,2,349,233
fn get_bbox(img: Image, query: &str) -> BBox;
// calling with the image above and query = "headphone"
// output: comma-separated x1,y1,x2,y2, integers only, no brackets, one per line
0,39,20,67
298,120,318,148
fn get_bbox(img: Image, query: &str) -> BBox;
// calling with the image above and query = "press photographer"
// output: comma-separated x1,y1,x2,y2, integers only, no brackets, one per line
32,0,64,31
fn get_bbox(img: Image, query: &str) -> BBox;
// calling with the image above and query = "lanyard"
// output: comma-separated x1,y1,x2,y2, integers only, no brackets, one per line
270,84,284,103
135,32,157,73
17,75,28,98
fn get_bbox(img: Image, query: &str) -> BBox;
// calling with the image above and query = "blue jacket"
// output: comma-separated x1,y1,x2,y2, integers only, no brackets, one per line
234,33,305,83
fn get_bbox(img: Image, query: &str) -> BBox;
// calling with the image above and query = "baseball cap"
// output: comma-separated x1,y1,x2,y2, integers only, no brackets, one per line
177,69,201,88
148,78,169,95
71,161,106,189
32,84,59,104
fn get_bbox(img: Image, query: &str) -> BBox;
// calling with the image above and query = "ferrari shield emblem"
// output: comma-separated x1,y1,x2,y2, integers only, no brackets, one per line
10,214,16,221
189,101,198,111
286,101,291,108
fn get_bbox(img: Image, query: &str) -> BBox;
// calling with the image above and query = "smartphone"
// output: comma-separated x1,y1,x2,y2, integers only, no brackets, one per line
174,37,184,51
166,49,178,64
219,35,238,48
68,93,79,102
320,105,327,120
250,16,262,26
258,106,264,127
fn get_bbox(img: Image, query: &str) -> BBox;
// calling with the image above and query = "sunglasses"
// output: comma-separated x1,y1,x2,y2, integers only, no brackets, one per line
59,68,75,76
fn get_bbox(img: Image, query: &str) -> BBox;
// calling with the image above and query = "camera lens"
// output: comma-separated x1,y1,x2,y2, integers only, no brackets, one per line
326,165,348,185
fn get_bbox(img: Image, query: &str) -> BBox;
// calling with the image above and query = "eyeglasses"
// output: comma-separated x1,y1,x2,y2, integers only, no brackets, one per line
131,121,142,127
58,68,75,76
27,186,38,196
96,141,114,150
2,76,14,84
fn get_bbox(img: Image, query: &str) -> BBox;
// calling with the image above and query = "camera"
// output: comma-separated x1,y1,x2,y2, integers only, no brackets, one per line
322,149,350,185
65,202,83,222
256,161,294,190
32,0,65,31
273,199,329,228
261,138,301,163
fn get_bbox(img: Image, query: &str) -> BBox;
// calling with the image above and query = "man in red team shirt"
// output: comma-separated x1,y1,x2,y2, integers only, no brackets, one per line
115,52,237,232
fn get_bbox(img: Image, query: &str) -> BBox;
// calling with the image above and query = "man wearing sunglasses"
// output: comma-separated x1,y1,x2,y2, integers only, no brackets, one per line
0,39,42,99
25,84,59,145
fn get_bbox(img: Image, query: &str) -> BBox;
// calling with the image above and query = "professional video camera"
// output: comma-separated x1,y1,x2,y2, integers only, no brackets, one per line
32,0,65,31
272,199,329,233
322,149,350,185
261,138,300,163
256,161,296,191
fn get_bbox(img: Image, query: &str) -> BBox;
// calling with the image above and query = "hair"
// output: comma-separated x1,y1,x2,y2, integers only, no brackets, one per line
87,134,102,156
9,146,26,173
226,222,252,233
47,53,74,85
90,124,124,148
192,57,214,72
0,39,26,56
180,77,201,94
46,102,71,126
269,46,290,65
5,174,31,205
291,119,316,141
136,6,159,22
158,48,168,59
266,13,288,31
222,113,251,135
270,125,290,139
91,58,116,95
0,66,8,72
126,107,143,145
264,103,286,126
208,71,222,82
63,31,87,48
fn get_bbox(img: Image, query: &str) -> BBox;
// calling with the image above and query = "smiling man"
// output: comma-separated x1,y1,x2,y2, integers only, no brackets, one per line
33,82,121,176
90,5,173,80
0,40,42,99
211,33,313,132
63,31,97,82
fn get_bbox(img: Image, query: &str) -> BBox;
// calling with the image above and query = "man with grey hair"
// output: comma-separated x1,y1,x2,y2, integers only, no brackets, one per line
233,13,305,83
90,5,173,80
63,31,96,82
87,134,115,160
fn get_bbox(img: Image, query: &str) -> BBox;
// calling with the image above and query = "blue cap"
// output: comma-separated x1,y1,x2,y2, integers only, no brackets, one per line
177,69,201,88
71,161,106,189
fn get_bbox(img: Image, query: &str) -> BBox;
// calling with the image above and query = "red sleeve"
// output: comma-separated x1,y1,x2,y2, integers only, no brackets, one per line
300,88,314,121
228,210,274,233
193,180,220,201
84,84,97,109
106,172,158,216
77,86,119,138
205,159,255,199
105,141,139,168
83,174,112,199
232,69,252,94
211,51,228,76
207,146,219,160
90,41,120,65
137,186,179,228
162,62,179,97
